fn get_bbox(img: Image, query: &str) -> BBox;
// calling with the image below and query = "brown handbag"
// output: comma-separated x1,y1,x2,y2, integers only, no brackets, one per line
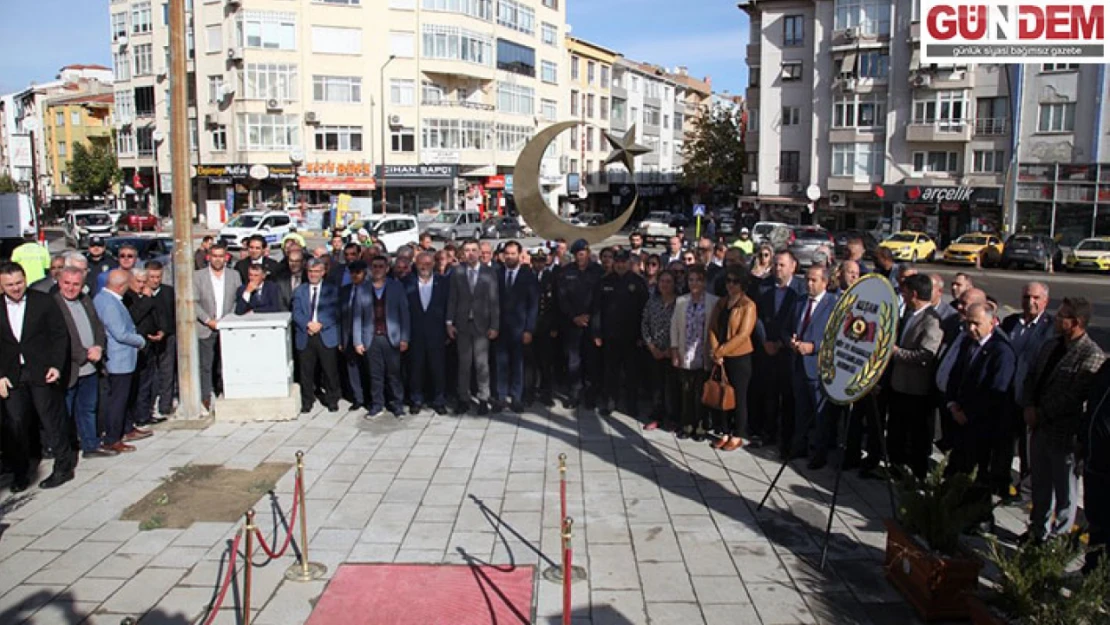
701,364,736,411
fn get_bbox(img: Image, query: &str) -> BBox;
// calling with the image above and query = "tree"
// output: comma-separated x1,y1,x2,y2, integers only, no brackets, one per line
681,103,746,199
0,173,17,193
67,140,120,199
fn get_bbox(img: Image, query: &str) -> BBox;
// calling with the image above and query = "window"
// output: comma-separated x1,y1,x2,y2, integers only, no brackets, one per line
1038,102,1076,132
858,51,889,78
132,1,152,34
496,123,531,151
779,151,800,182
55,112,65,127
1042,63,1080,72
912,90,968,129
749,67,759,87
782,61,803,82
422,81,445,103
497,0,535,34
601,66,610,88
586,94,595,118
313,76,361,103
781,106,800,126
206,75,224,103
631,106,639,124
783,15,804,46
391,79,416,105
312,26,361,55
644,105,660,126
137,127,155,156
972,150,1005,173
568,159,577,174
644,80,661,99
744,151,758,174
630,76,640,92
115,90,135,120
541,0,557,8
831,143,883,178
67,110,80,127
113,51,131,82
133,44,154,76
834,0,891,35
611,98,626,121
541,22,557,46
422,119,493,150
541,99,557,121
571,56,580,80
569,127,578,149
211,125,227,151
422,25,493,66
497,83,534,115
570,90,579,116
238,11,297,50
748,108,759,128
391,127,415,152
135,86,156,117
239,114,300,151
117,129,135,155
203,25,224,54
112,12,128,40
390,31,415,57
833,94,886,128
585,128,594,151
912,151,958,173
674,112,683,130
314,125,363,152
600,97,609,120
975,96,1009,135
421,0,493,21
587,61,596,84
541,60,558,84
242,64,298,100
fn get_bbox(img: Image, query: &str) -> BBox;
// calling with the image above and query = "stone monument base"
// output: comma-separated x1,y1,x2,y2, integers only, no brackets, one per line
214,383,302,422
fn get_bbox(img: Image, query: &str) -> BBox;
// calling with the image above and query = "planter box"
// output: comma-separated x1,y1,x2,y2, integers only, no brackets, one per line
967,595,1009,625
884,519,982,621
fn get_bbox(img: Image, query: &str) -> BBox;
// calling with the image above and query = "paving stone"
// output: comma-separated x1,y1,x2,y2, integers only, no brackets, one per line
252,579,326,625
65,576,126,603
381,479,429,503
691,575,750,605
310,529,361,553
322,493,381,529
747,582,819,625
590,590,647,625
645,602,707,625
0,550,60,596
86,553,154,579
676,533,740,576
639,562,696,602
117,529,183,555
172,522,237,548
348,542,399,562
24,540,118,585
588,544,640,590
701,601,763,625
28,598,101,624
100,567,185,614
0,583,67,621
401,522,453,551
148,546,210,570
26,527,92,552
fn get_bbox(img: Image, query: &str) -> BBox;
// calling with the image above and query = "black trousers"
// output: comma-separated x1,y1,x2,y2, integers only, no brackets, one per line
763,351,795,448
151,338,177,414
677,368,709,435
647,357,679,423
1,372,76,481
340,341,368,407
720,355,753,438
366,335,404,412
102,373,134,445
601,338,638,415
198,335,219,403
298,335,340,409
844,390,886,468
887,391,934,479
408,342,446,407
128,349,156,425
561,324,588,398
1085,471,1109,572
525,331,556,402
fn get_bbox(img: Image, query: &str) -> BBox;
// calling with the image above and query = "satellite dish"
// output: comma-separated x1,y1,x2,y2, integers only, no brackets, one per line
806,184,821,202
289,148,304,164
152,130,165,143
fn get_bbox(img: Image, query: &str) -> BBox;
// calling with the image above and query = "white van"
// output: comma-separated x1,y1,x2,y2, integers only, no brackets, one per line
218,211,294,249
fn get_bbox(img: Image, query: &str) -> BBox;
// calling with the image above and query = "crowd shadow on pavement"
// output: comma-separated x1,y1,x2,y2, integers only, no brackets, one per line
0,588,195,625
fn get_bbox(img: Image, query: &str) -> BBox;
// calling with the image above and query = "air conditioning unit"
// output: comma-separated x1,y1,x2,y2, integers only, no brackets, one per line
116,37,129,50
791,183,804,195
749,180,759,193
829,192,847,207
266,98,282,111
219,83,235,99
911,73,932,88
227,47,244,62
842,78,857,92
389,114,402,127
842,27,858,40
304,111,319,125
116,115,133,128
204,114,217,128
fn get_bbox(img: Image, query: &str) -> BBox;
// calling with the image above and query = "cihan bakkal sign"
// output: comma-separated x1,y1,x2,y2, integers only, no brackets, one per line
818,275,899,405
922,0,1108,63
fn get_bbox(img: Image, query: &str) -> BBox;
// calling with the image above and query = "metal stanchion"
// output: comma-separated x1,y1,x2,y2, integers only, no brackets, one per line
558,453,567,523
243,510,255,625
562,517,573,625
543,455,587,585
285,450,327,581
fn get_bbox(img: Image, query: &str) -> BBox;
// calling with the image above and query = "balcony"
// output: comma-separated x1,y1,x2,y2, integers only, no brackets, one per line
746,43,760,63
421,98,495,112
909,68,972,90
906,120,972,142
974,118,1010,137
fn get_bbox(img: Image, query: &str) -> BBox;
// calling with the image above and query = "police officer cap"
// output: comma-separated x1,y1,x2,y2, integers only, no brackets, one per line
570,238,589,254
88,235,106,246
531,247,548,260
348,260,369,272
614,249,632,262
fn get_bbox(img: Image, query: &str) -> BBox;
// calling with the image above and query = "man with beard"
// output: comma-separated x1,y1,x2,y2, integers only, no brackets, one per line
406,252,450,415
555,239,604,409
494,242,539,413
194,242,242,412
592,249,649,417
234,235,280,284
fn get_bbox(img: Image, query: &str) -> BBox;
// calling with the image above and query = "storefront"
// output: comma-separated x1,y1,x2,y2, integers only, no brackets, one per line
195,163,297,220
610,182,685,221
1016,162,1110,247
376,164,455,214
297,160,377,199
880,185,1002,247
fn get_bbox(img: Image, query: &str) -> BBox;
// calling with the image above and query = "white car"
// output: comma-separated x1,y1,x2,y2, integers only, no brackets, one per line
637,211,677,246
218,211,294,249
345,214,420,253
64,209,118,248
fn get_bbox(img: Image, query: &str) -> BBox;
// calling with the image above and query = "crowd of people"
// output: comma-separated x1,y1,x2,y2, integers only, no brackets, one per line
2,225,1108,574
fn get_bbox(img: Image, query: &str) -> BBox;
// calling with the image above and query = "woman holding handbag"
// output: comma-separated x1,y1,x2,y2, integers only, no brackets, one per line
708,265,758,451
670,265,718,441
641,270,679,431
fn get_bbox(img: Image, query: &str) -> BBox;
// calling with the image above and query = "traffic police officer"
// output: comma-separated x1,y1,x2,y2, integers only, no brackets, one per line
592,248,649,417
84,235,118,296
555,238,603,409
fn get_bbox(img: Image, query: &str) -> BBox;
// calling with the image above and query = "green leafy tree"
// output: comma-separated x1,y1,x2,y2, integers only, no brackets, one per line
681,103,746,198
67,141,120,199
0,173,17,193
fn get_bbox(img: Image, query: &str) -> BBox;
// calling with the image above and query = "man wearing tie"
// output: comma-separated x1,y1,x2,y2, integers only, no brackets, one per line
338,260,369,409
788,265,839,469
292,258,341,414
447,240,500,416
353,255,410,418
406,252,450,415
495,242,539,413
274,248,308,311
755,251,805,458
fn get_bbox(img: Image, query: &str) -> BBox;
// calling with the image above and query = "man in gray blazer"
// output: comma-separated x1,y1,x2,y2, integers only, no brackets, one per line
193,242,242,411
446,240,499,415
888,273,944,479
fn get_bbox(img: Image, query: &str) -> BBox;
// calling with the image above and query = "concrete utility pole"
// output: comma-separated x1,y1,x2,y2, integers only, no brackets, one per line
169,0,202,419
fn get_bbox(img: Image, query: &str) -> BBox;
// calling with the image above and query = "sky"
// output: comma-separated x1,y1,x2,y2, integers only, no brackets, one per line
0,0,749,95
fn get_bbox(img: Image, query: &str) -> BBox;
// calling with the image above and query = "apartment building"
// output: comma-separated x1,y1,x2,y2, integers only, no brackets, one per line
740,0,1110,245
564,36,616,212
109,0,569,219
669,68,712,151
44,91,116,203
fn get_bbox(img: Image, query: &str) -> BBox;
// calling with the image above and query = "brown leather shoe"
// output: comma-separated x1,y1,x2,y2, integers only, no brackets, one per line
711,436,730,450
109,441,137,453
123,429,153,442
722,438,745,452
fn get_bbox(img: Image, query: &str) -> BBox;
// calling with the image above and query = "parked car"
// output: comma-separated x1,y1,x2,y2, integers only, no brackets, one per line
638,211,678,246
480,215,524,239
117,209,160,232
218,211,294,249
879,231,937,263
571,212,606,227
717,216,738,238
832,230,879,260
1001,233,1061,271
788,227,835,268
64,209,117,249
345,214,421,252
751,221,794,251
942,233,1004,267
1065,237,1110,272
104,235,175,264
423,211,483,241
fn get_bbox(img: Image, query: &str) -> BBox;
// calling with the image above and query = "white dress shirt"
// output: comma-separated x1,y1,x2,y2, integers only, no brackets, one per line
309,284,320,323
418,276,434,311
210,269,226,319
5,295,26,364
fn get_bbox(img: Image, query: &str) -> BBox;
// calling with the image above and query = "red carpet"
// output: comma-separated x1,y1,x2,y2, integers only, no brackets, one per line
305,564,535,625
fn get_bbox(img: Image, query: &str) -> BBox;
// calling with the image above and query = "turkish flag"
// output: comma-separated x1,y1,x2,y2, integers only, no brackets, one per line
133,172,144,189
873,184,884,199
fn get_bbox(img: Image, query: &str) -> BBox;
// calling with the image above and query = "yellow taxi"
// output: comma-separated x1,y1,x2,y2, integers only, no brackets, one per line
942,233,1004,267
1065,237,1110,272
879,231,937,263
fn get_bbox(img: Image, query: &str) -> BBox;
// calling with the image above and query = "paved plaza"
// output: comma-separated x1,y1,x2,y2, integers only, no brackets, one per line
0,401,1030,625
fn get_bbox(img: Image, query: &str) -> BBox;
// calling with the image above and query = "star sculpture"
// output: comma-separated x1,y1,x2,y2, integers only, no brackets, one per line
602,125,652,173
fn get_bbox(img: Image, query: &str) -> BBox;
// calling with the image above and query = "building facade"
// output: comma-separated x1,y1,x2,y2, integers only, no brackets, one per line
740,0,1110,246
564,36,617,213
109,0,570,221
44,91,116,203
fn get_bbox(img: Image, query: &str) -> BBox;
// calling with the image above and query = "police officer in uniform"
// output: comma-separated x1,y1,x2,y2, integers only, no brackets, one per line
556,239,603,409
592,248,649,417
84,236,117,296
525,248,558,407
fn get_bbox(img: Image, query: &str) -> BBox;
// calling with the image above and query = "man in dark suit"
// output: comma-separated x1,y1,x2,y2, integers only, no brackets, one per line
755,251,806,456
235,264,282,314
525,248,558,407
494,242,539,414
1080,360,1110,575
406,252,450,415
788,265,839,469
234,235,280,284
888,273,944,479
338,260,369,410
446,240,499,415
273,248,308,312
353,255,410,417
292,258,341,413
145,261,176,419
0,262,77,490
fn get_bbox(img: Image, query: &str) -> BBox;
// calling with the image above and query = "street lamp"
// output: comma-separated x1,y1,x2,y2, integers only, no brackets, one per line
379,55,397,215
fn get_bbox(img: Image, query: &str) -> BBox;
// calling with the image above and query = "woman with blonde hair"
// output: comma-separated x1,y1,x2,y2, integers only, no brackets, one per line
750,242,775,279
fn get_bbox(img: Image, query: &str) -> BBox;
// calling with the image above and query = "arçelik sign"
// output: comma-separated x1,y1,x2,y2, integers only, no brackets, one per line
922,0,1108,63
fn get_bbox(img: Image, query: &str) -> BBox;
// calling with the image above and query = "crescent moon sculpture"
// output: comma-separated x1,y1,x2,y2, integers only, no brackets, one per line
513,121,651,245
